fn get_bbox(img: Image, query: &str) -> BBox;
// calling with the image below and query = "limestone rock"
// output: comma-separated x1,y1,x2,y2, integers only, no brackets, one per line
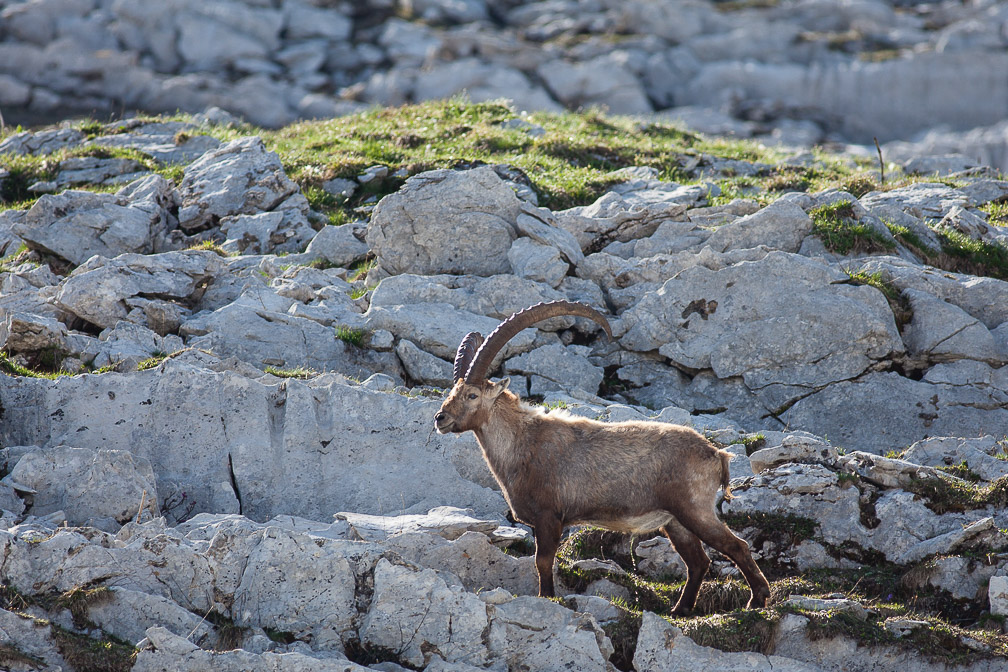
901,288,1005,364
0,361,506,522
8,444,158,531
133,626,372,671
360,558,491,668
990,575,1008,616
335,507,500,543
705,199,812,253
621,251,904,391
782,371,1008,454
11,185,172,265
485,596,614,671
219,209,315,256
54,250,223,329
369,273,575,331
363,302,539,362
366,167,521,277
0,311,68,353
88,587,214,648
634,536,687,579
304,224,369,268
503,342,603,396
537,54,652,115
749,433,838,474
556,190,689,253
396,338,453,387
183,298,400,378
0,127,84,155
514,210,584,262
508,236,569,288
232,527,357,649
903,436,1008,483
0,608,67,668
177,136,301,232
939,204,1008,247
90,120,221,165
383,530,538,596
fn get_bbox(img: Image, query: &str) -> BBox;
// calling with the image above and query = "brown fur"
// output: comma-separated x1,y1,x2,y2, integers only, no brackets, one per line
435,378,771,614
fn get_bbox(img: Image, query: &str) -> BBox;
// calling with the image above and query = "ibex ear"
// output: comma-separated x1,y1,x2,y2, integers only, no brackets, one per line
488,377,510,398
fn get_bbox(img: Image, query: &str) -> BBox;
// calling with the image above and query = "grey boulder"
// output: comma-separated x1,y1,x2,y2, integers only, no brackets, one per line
11,178,176,265
177,136,301,232
367,166,521,277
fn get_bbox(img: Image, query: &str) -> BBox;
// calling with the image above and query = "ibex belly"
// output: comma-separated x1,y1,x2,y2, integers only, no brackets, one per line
584,510,675,535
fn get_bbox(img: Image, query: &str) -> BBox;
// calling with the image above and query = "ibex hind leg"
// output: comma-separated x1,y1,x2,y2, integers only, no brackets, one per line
660,519,710,616
678,510,771,609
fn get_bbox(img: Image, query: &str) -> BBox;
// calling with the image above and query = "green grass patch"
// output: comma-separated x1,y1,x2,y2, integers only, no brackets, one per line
136,351,169,371
844,268,913,330
980,200,1008,226
185,240,231,256
0,352,61,379
265,365,318,379
0,153,58,207
903,473,1008,515
335,325,366,347
888,219,1008,281
55,586,113,630
721,511,819,545
0,242,33,273
252,99,792,221
677,609,779,653
809,200,896,255
731,433,767,455
347,257,376,283
935,461,982,483
50,624,136,672
934,228,1008,280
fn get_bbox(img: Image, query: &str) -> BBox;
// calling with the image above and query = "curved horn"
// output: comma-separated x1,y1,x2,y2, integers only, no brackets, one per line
453,331,484,383
464,300,612,384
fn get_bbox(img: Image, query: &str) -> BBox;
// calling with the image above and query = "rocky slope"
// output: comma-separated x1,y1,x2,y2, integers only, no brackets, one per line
0,104,1007,670
1,0,1008,168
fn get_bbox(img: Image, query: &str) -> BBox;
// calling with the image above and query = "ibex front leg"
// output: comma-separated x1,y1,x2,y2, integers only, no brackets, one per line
532,515,563,598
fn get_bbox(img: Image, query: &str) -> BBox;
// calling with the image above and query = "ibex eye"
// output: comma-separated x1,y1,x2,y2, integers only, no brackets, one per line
468,393,478,400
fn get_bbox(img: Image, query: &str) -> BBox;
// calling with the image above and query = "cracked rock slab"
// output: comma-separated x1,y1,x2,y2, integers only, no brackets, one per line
621,251,904,390
335,506,501,543
781,371,1008,454
232,526,357,650
360,558,491,668
8,444,158,531
901,287,1005,364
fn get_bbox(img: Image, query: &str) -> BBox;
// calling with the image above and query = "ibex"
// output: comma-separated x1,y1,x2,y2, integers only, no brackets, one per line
434,301,770,614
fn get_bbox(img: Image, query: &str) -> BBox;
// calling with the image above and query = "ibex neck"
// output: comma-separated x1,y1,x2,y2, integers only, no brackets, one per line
473,400,529,488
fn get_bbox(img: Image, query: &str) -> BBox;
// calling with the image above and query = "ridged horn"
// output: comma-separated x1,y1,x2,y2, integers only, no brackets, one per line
453,331,484,383
464,300,612,384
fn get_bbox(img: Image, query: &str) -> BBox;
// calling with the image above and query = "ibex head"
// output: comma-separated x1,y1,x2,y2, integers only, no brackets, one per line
434,301,612,433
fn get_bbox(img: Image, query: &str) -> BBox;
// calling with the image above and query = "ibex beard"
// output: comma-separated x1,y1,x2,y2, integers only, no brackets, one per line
435,301,771,615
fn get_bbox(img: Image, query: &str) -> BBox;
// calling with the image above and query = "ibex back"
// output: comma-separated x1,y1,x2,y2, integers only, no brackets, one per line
434,301,770,614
